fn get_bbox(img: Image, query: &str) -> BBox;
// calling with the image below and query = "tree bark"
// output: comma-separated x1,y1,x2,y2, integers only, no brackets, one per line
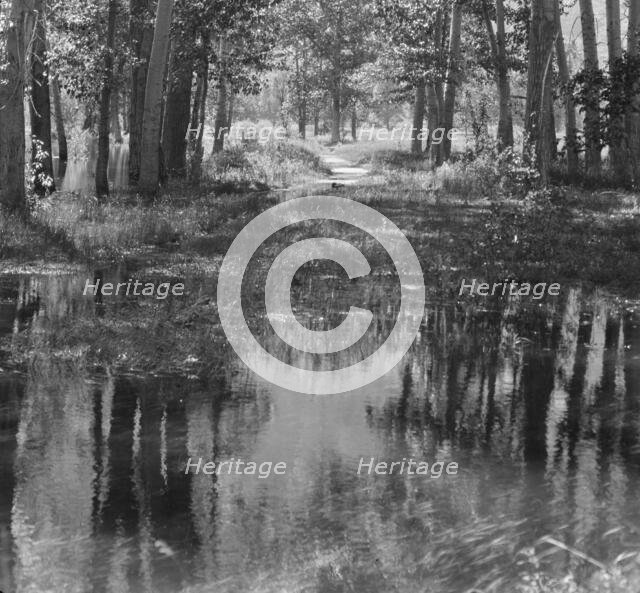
604,0,625,177
482,0,514,148
96,0,118,199
189,68,203,150
139,0,174,195
554,0,579,178
442,0,463,160
625,0,640,182
0,0,33,211
111,90,123,143
351,107,357,141
51,74,68,178
525,0,556,185
128,0,154,185
579,0,601,173
426,83,440,160
162,34,193,177
330,85,341,144
212,78,228,154
298,102,307,139
190,59,209,182
227,91,235,130
433,8,446,165
30,0,55,196
411,82,426,154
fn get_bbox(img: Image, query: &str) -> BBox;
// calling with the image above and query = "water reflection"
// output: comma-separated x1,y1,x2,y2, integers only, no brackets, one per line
55,137,129,193
0,271,639,592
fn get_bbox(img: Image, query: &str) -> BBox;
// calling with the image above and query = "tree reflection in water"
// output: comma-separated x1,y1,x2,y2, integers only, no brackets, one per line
0,271,639,592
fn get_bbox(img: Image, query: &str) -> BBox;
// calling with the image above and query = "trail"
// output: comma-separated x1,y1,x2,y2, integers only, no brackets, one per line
276,151,370,201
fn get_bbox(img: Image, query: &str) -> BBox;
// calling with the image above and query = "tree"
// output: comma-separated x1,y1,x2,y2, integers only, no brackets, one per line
284,0,376,144
51,73,68,177
0,0,33,211
481,0,513,148
524,0,556,184
578,0,600,173
162,0,197,176
627,0,640,181
138,0,174,195
442,0,463,160
128,0,155,184
411,81,426,154
554,0,578,177
96,0,119,198
30,0,55,196
604,0,624,176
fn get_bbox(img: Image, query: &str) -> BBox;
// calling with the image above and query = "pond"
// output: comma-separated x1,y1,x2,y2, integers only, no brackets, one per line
0,267,639,593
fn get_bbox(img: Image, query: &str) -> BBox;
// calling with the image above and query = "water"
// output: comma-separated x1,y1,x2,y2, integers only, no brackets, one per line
0,268,639,593
55,139,129,193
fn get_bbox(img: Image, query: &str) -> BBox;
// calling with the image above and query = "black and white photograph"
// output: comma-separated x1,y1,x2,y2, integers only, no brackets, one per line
1,0,640,591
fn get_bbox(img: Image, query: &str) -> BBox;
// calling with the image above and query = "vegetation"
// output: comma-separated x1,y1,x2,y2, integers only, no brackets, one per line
1,0,640,590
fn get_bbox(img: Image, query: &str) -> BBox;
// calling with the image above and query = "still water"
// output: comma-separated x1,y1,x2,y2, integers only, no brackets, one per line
0,269,639,593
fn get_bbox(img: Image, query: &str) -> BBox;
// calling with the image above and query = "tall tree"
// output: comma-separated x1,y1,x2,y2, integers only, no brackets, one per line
481,0,513,148
0,0,33,210
30,0,55,196
626,0,640,181
138,0,174,195
96,0,118,198
411,81,426,154
524,0,556,184
128,0,155,184
212,36,229,154
554,0,578,177
605,0,624,176
51,73,68,177
162,0,196,177
578,0,601,172
442,0,463,160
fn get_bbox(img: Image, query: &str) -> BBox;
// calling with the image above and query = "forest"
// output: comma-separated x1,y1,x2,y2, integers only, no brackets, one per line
1,1,640,593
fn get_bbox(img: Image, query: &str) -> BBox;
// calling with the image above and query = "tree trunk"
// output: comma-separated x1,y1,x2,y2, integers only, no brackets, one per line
0,0,32,211
51,74,68,178
604,0,625,177
30,0,55,196
544,76,557,162
432,8,446,165
212,78,228,154
96,0,118,199
579,0,601,173
128,0,154,185
525,0,556,185
482,0,513,148
190,59,209,182
351,107,357,141
189,68,203,150
162,35,193,177
298,102,307,139
442,0,463,160
330,86,341,144
227,92,235,130
554,0,579,178
139,0,174,195
625,0,640,182
111,90,123,143
411,82,426,154
313,109,320,136
426,83,440,160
